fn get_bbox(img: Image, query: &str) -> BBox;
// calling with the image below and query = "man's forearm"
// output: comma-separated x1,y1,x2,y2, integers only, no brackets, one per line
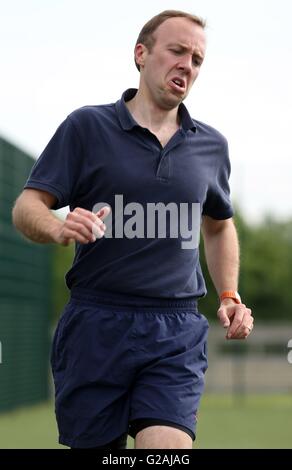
203,219,239,295
12,197,62,244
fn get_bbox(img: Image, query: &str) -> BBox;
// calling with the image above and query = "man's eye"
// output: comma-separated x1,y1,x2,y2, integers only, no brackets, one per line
170,49,181,54
192,57,202,66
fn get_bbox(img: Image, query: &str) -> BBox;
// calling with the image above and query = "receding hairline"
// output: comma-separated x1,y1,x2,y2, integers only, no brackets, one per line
134,10,206,71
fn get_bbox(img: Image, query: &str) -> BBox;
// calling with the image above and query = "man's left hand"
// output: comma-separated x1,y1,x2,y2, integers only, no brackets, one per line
217,299,254,340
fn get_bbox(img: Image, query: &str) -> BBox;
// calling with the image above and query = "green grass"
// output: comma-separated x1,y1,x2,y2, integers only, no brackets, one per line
0,395,291,449
196,394,292,449
0,402,62,449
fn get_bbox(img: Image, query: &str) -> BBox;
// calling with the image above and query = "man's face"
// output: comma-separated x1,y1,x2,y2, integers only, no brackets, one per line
136,17,206,110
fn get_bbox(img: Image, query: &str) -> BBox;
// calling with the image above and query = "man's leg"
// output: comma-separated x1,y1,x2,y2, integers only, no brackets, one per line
51,296,134,449
128,308,208,450
135,426,192,449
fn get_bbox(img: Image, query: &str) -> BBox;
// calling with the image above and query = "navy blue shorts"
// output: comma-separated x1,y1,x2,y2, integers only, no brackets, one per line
51,288,209,448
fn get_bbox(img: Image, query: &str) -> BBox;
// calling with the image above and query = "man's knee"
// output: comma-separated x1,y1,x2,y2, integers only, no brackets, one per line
135,425,193,449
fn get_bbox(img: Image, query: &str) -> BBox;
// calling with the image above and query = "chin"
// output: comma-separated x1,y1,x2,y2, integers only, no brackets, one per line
163,101,181,111
165,93,183,105
170,89,187,102
168,95,184,107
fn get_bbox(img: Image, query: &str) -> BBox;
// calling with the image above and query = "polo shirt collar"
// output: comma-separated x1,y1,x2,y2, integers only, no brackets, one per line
115,88,197,133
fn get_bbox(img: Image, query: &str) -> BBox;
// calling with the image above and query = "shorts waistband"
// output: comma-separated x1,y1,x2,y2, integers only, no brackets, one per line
70,287,198,312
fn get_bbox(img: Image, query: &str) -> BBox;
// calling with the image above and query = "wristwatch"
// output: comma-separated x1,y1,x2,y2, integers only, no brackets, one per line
220,290,241,304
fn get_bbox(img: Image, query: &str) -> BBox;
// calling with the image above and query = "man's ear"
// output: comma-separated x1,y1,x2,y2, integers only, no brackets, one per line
134,43,148,70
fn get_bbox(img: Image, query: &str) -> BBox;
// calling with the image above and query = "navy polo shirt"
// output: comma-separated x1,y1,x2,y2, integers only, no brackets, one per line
24,88,233,299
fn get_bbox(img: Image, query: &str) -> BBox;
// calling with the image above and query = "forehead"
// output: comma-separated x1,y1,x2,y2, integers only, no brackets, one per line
153,17,206,54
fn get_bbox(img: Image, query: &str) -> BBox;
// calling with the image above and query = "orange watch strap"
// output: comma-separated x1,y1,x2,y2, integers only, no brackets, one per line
220,291,241,304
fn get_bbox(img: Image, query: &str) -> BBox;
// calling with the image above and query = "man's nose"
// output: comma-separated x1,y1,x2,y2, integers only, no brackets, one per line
177,54,192,73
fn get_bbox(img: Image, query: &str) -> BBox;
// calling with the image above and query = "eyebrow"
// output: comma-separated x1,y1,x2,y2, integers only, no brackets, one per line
167,43,205,61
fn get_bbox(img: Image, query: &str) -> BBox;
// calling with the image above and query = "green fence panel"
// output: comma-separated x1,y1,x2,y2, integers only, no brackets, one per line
0,137,52,412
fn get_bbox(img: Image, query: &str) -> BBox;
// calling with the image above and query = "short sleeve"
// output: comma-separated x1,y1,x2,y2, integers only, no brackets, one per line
202,139,234,219
24,116,83,209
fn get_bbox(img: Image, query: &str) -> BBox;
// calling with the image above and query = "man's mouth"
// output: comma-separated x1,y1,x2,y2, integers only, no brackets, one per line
169,77,186,93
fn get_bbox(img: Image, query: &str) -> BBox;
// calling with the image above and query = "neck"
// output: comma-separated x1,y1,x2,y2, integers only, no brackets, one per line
126,86,180,132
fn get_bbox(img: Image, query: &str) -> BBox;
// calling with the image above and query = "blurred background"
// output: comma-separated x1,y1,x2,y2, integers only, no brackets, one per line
0,0,291,449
